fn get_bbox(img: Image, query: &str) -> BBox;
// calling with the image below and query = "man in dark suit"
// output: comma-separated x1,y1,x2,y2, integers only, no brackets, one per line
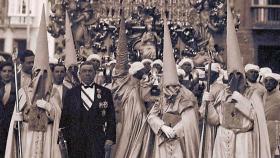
0,62,16,158
60,61,116,158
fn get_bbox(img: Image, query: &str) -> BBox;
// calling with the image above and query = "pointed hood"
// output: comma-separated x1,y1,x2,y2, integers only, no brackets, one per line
115,7,129,72
31,5,52,101
226,0,244,74
33,5,49,71
162,15,179,86
64,12,77,69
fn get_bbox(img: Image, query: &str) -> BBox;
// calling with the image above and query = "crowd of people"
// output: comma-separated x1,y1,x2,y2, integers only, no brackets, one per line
0,4,280,158
1,38,280,158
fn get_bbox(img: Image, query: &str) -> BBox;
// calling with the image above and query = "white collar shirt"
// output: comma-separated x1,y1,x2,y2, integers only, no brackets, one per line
81,84,95,111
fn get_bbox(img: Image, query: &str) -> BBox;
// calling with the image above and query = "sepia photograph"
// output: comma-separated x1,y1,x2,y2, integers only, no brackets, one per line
0,0,280,157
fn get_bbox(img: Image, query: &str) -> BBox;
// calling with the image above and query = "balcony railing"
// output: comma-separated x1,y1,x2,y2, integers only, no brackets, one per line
251,5,280,30
9,16,28,25
0,15,33,28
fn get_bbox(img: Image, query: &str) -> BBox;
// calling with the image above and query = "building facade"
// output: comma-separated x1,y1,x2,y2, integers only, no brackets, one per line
0,0,279,71
0,0,55,57
234,0,280,72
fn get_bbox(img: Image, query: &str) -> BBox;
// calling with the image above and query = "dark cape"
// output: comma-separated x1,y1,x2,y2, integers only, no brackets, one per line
0,81,16,158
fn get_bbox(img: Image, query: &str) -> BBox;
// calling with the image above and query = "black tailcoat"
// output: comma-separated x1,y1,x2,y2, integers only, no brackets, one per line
60,84,116,158
62,84,70,105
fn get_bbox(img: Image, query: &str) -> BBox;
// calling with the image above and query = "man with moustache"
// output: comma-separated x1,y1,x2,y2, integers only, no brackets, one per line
60,61,116,158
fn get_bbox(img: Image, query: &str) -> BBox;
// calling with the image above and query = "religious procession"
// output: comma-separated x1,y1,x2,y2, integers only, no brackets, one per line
0,0,280,158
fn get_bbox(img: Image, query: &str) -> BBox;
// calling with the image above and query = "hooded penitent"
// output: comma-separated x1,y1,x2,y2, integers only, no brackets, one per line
213,1,271,158
147,14,200,158
28,5,53,132
113,4,153,158
5,6,62,158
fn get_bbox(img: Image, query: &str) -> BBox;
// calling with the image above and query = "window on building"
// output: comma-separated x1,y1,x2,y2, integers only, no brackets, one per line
252,0,280,5
0,39,4,52
8,0,37,25
252,0,266,5
8,0,36,16
13,39,26,53
258,46,280,73
268,0,280,5
252,0,280,23
21,0,26,14
267,0,280,21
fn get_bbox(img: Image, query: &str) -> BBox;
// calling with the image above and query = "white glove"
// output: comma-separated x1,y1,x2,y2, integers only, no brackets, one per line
231,91,247,104
222,69,228,80
161,125,176,139
36,99,52,112
199,105,206,118
14,112,23,121
231,91,252,118
202,92,214,102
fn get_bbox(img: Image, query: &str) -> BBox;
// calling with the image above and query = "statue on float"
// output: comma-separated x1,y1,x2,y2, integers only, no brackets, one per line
139,15,161,60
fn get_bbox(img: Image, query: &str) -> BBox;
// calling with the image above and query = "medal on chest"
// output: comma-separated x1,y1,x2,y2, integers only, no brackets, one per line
99,101,108,117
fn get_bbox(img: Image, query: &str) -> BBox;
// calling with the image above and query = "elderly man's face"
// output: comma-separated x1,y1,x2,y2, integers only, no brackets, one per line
264,77,278,92
79,64,96,85
245,69,259,83
181,62,192,74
